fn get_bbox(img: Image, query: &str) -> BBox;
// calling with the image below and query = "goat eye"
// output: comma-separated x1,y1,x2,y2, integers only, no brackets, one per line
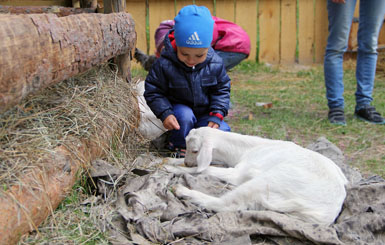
192,150,198,154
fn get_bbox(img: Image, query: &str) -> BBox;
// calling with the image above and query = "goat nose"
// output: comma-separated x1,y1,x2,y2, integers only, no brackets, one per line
184,160,193,167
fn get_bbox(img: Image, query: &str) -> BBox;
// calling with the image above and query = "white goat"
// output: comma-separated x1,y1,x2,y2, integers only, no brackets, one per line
135,80,167,140
165,127,348,224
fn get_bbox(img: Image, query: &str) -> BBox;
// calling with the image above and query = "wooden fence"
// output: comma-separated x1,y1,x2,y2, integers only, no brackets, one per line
106,0,385,65
2,0,385,65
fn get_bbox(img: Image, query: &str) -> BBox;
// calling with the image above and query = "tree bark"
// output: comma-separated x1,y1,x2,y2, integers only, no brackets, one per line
103,0,132,82
0,145,83,245
0,5,96,16
0,120,122,244
0,12,136,113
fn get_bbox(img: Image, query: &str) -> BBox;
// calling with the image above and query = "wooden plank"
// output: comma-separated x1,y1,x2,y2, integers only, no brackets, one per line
378,21,385,47
148,0,176,56
103,0,126,13
314,0,328,63
280,0,297,64
0,0,71,6
126,0,146,69
195,0,214,14
126,0,146,68
72,0,80,7
298,0,314,64
236,0,257,61
215,0,234,21
176,0,194,13
258,0,280,64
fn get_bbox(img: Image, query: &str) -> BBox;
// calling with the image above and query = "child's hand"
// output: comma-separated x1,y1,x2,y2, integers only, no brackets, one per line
163,115,180,130
207,122,219,129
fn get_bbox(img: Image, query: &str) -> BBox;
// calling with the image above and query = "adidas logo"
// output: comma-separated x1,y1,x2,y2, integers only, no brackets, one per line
186,32,203,45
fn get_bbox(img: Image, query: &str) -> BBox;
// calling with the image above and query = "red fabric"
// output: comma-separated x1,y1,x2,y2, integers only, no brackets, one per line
209,112,224,121
211,16,250,56
168,31,177,52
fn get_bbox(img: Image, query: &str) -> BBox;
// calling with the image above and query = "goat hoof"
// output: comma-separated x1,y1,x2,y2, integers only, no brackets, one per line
164,165,182,174
163,157,185,166
173,184,191,198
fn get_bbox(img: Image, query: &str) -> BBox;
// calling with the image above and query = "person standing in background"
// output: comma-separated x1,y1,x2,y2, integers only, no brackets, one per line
324,0,385,125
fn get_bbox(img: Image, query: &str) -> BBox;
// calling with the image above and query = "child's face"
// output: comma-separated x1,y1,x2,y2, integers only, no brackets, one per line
177,47,209,68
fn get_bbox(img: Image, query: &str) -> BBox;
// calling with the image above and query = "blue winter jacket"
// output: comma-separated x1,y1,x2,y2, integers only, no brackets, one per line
144,31,231,126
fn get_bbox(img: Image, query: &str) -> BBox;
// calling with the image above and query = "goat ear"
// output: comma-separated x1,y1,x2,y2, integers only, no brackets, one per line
196,139,213,173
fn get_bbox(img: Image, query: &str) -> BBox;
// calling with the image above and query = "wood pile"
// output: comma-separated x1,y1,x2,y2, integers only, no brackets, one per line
0,1,138,243
0,12,136,114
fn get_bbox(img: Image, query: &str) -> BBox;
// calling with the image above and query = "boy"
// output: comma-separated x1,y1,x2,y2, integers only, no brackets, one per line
135,15,251,71
144,5,231,157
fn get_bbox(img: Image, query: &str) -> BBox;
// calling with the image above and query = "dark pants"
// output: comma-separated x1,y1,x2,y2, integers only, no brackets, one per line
169,104,231,148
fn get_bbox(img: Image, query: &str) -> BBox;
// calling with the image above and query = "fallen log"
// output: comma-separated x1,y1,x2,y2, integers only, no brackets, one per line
0,123,121,245
0,5,97,16
0,63,140,244
0,144,84,245
0,12,136,113
0,142,100,244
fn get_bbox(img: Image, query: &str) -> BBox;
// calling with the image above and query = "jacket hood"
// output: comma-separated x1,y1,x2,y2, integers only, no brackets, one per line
161,29,215,72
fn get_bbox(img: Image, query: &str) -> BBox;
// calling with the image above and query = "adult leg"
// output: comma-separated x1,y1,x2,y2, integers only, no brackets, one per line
355,0,385,109
324,0,357,110
353,0,385,124
215,50,248,71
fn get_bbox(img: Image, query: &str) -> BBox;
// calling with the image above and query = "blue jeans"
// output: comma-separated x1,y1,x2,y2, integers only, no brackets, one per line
324,0,385,110
215,51,248,71
168,104,231,148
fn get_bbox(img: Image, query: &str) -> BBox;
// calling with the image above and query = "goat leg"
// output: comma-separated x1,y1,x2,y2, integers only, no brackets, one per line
173,184,225,212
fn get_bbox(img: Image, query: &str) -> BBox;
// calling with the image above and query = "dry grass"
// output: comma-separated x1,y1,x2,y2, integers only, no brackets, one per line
0,64,147,190
0,64,153,244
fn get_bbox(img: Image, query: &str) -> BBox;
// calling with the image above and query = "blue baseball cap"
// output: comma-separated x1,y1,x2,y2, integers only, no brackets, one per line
174,5,214,48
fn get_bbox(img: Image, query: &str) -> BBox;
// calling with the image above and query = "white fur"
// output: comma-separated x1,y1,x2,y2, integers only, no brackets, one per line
165,127,348,224
135,81,167,140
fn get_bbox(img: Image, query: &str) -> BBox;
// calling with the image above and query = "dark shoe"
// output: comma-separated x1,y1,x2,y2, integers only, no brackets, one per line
170,147,186,158
328,107,346,126
166,142,186,158
354,105,385,125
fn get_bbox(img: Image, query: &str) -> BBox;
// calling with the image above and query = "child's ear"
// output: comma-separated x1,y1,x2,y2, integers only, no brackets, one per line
196,139,213,172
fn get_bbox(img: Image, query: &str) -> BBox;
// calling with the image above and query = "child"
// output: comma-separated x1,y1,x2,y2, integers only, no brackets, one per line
144,5,231,157
135,15,250,71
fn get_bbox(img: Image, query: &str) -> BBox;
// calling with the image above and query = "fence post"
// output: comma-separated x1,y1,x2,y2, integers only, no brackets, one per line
104,0,133,82
258,0,280,64
280,0,297,64
298,0,315,64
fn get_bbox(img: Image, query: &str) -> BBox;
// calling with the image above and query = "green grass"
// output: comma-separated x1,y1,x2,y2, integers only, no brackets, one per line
19,178,109,245
227,61,385,178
